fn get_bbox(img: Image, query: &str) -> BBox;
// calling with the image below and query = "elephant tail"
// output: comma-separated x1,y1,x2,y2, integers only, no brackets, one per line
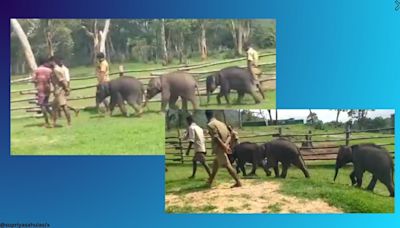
297,147,306,166
195,82,202,106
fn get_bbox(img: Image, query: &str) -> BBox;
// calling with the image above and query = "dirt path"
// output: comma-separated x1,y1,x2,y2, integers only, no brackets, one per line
166,180,342,213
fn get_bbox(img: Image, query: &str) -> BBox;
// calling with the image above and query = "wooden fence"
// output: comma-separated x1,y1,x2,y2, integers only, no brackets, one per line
165,127,395,164
11,53,276,119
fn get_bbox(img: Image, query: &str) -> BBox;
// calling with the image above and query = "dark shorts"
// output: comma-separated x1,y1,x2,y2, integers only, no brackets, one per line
193,152,206,163
37,93,49,106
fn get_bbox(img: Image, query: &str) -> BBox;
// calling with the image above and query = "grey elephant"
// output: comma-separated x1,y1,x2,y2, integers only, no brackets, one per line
206,66,263,105
146,71,198,111
96,76,144,116
232,142,271,176
262,138,310,178
334,144,394,197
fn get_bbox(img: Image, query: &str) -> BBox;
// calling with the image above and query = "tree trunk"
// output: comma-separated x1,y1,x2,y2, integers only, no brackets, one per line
11,19,37,74
237,21,243,55
43,19,54,57
200,21,207,60
242,20,251,47
229,20,238,52
99,19,111,56
275,109,278,124
160,19,169,65
336,110,341,123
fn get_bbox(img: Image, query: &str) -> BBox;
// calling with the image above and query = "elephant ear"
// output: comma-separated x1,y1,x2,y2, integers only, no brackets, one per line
214,73,221,85
155,77,162,91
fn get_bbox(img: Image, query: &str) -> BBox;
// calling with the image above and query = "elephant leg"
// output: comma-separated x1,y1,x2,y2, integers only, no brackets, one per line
117,98,128,117
260,161,271,176
181,98,188,111
224,93,230,105
379,175,395,197
280,163,290,178
161,90,171,112
188,96,198,110
109,95,118,116
292,158,310,178
273,165,279,178
366,175,378,191
126,95,143,116
216,92,223,105
168,94,179,110
237,91,245,104
249,90,261,104
249,161,257,176
354,168,364,188
238,160,246,176
349,170,357,186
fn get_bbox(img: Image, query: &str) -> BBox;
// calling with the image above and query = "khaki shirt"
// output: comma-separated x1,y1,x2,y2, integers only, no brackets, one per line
207,118,230,154
247,47,259,66
96,59,110,83
184,123,206,153
52,65,66,93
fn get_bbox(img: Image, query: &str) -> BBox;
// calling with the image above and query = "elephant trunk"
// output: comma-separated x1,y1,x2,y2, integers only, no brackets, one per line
333,165,339,182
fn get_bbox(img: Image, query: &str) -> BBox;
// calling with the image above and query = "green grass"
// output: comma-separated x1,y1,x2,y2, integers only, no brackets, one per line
11,107,164,155
11,53,276,155
165,162,394,213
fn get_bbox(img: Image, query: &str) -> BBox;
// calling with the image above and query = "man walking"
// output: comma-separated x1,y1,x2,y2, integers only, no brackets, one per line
205,110,241,188
245,43,265,99
32,57,52,127
55,57,80,117
95,52,110,110
183,115,211,179
48,56,71,127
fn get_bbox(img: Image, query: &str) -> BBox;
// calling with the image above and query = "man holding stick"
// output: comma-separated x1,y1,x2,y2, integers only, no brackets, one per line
205,110,242,188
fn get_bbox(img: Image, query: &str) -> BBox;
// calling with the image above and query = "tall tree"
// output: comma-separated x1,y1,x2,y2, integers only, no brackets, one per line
10,19,37,73
82,19,111,62
199,20,208,60
160,19,169,65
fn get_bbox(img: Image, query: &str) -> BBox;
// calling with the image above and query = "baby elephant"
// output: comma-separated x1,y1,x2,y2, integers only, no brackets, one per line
262,138,310,178
334,144,394,197
232,142,271,176
96,76,144,117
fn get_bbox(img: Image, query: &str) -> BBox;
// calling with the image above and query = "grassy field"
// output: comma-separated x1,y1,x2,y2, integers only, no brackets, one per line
165,162,394,213
11,52,275,155
165,124,394,213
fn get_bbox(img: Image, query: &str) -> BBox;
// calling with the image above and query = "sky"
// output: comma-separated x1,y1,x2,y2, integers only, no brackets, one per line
253,109,395,123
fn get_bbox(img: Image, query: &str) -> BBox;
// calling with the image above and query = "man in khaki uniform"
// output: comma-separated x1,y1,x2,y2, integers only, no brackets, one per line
183,115,211,179
96,52,110,110
245,44,265,99
48,56,71,127
205,110,242,188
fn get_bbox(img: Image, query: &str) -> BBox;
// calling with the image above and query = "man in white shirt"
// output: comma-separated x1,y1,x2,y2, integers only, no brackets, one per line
54,57,80,117
184,115,211,179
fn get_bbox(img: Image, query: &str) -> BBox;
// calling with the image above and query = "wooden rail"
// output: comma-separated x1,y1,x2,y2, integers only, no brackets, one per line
166,127,395,164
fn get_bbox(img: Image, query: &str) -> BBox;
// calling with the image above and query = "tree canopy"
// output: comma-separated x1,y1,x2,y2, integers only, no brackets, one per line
11,19,276,75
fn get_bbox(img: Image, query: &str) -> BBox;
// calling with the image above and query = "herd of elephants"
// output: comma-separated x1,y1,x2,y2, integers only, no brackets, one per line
95,66,265,115
231,138,394,197
92,64,394,198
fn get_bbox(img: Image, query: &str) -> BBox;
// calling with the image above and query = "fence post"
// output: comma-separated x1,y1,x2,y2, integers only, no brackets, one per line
119,65,124,77
345,125,351,146
278,127,282,137
177,129,184,164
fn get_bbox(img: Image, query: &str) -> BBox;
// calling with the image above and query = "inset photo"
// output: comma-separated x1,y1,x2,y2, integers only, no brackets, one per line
165,109,394,213
10,19,275,155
